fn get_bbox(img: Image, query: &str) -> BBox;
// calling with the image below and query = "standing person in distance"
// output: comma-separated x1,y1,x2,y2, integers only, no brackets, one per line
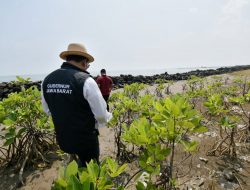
96,69,113,111
41,43,112,167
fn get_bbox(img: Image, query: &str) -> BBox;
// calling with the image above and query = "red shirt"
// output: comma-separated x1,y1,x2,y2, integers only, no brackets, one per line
96,75,113,95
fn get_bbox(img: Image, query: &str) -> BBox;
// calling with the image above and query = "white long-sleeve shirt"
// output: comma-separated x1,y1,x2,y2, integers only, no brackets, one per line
41,77,112,128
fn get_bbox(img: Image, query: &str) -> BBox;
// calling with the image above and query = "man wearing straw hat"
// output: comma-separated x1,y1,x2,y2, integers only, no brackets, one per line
41,43,112,167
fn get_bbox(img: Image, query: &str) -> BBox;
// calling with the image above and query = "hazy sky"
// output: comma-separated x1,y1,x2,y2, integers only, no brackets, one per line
0,0,250,76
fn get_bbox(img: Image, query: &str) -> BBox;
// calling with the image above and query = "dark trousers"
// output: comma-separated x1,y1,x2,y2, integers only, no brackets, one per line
103,95,110,111
77,147,99,168
72,135,100,168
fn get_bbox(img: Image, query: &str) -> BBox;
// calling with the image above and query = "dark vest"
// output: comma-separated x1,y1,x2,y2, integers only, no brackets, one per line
42,62,97,153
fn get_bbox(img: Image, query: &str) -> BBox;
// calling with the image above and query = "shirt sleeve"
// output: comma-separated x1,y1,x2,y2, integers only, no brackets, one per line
83,77,112,127
41,82,51,115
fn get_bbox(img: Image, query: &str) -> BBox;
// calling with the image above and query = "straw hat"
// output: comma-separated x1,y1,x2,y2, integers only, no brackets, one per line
59,43,94,63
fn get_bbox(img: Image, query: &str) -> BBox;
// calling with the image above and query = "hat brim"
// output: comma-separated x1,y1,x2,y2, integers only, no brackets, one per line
59,51,94,63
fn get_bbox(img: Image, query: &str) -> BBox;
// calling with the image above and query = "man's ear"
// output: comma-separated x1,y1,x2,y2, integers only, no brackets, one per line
84,61,90,69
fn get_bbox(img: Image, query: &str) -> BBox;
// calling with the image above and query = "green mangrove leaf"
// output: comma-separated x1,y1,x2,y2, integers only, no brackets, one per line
68,175,82,190
136,181,146,190
193,125,208,133
3,118,15,126
4,138,15,146
181,140,198,152
56,177,68,188
86,160,99,183
65,161,78,178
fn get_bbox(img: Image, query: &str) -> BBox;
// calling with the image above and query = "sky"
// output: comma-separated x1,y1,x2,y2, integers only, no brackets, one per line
0,0,250,76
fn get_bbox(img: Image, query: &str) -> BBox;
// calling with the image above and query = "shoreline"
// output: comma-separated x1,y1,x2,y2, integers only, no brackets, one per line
0,64,250,100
